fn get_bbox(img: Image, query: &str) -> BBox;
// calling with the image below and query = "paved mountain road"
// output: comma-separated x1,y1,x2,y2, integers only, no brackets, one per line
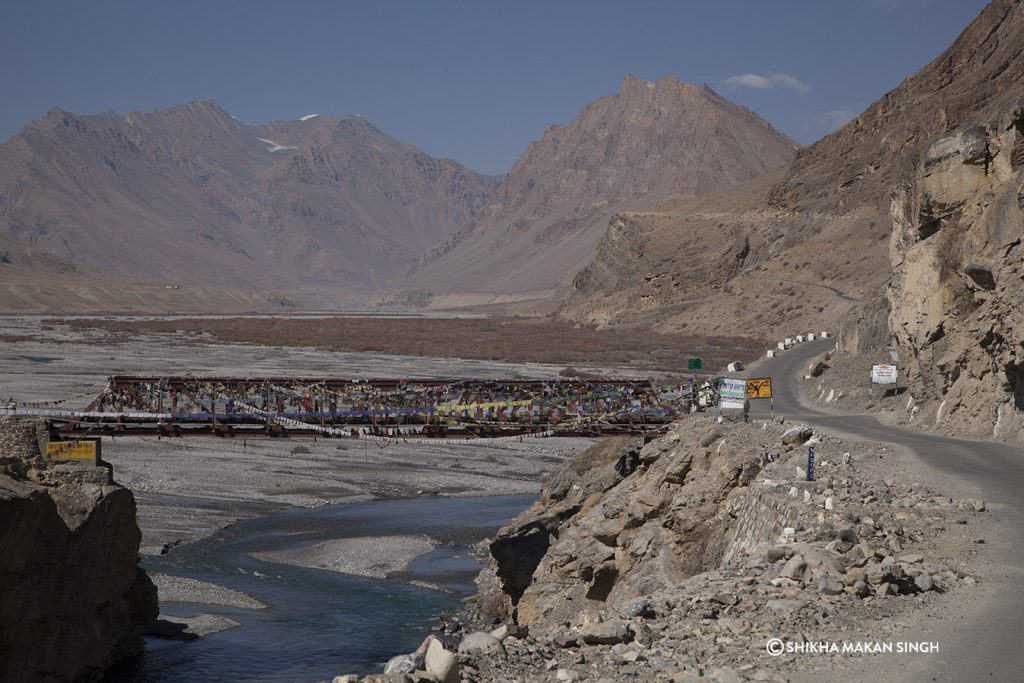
750,338,1024,681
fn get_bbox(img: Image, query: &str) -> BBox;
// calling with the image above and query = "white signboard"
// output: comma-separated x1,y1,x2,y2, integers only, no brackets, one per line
871,364,898,385
720,378,747,409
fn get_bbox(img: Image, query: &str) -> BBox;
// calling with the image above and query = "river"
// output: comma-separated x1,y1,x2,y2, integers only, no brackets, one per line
105,494,533,682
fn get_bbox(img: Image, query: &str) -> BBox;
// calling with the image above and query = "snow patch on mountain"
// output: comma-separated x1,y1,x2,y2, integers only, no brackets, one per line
257,137,296,152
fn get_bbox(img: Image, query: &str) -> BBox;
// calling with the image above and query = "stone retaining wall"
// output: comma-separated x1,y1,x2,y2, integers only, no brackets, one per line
717,488,801,566
0,417,42,461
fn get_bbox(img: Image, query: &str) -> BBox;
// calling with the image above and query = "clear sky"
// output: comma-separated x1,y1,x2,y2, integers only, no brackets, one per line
0,0,990,175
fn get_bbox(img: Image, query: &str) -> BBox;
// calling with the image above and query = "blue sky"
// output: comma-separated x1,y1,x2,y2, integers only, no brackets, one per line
0,0,989,175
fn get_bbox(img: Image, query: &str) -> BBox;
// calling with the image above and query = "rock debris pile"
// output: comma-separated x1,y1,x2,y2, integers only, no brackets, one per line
335,417,986,682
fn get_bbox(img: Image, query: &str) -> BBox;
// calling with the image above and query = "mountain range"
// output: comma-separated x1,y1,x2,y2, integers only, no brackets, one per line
0,76,796,311
0,103,498,295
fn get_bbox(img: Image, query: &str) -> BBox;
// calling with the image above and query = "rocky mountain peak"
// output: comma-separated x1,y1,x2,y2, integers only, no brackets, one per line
400,74,798,299
619,73,657,91
31,106,82,132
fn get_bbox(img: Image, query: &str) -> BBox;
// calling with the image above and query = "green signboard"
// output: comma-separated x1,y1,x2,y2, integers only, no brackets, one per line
687,358,703,371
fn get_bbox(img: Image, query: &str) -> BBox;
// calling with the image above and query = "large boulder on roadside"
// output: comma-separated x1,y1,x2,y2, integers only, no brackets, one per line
0,467,159,683
457,631,505,656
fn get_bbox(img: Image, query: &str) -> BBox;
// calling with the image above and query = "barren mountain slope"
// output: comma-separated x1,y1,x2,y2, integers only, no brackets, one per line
248,115,500,288
0,102,499,307
398,75,797,303
564,171,891,339
769,0,1024,213
565,1,1022,347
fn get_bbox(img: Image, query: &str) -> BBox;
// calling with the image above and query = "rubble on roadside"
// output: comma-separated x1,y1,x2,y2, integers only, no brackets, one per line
332,417,986,682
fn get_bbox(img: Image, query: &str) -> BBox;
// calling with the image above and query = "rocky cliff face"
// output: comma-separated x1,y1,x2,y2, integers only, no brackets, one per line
401,75,797,302
560,171,883,339
482,423,774,633
0,425,157,682
888,100,1024,439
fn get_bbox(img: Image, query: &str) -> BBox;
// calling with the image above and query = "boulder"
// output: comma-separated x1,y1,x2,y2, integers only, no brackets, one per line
383,652,422,675
818,576,844,595
577,620,631,645
0,467,158,683
780,554,810,582
424,638,459,683
457,631,505,656
781,426,814,445
552,633,579,649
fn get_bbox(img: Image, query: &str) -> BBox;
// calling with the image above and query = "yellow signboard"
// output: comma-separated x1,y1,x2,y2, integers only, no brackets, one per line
45,440,99,462
746,377,773,399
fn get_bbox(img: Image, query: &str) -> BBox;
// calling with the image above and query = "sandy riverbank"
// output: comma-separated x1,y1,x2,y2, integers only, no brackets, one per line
252,535,437,580
150,574,268,610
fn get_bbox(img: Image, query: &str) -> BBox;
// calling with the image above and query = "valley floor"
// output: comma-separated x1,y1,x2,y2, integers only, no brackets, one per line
0,315,606,554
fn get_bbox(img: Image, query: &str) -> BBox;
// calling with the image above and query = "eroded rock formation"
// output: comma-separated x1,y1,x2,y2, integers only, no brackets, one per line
0,424,157,682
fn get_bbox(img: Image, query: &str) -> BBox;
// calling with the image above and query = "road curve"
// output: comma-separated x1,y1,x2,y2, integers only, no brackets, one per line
748,339,1024,681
